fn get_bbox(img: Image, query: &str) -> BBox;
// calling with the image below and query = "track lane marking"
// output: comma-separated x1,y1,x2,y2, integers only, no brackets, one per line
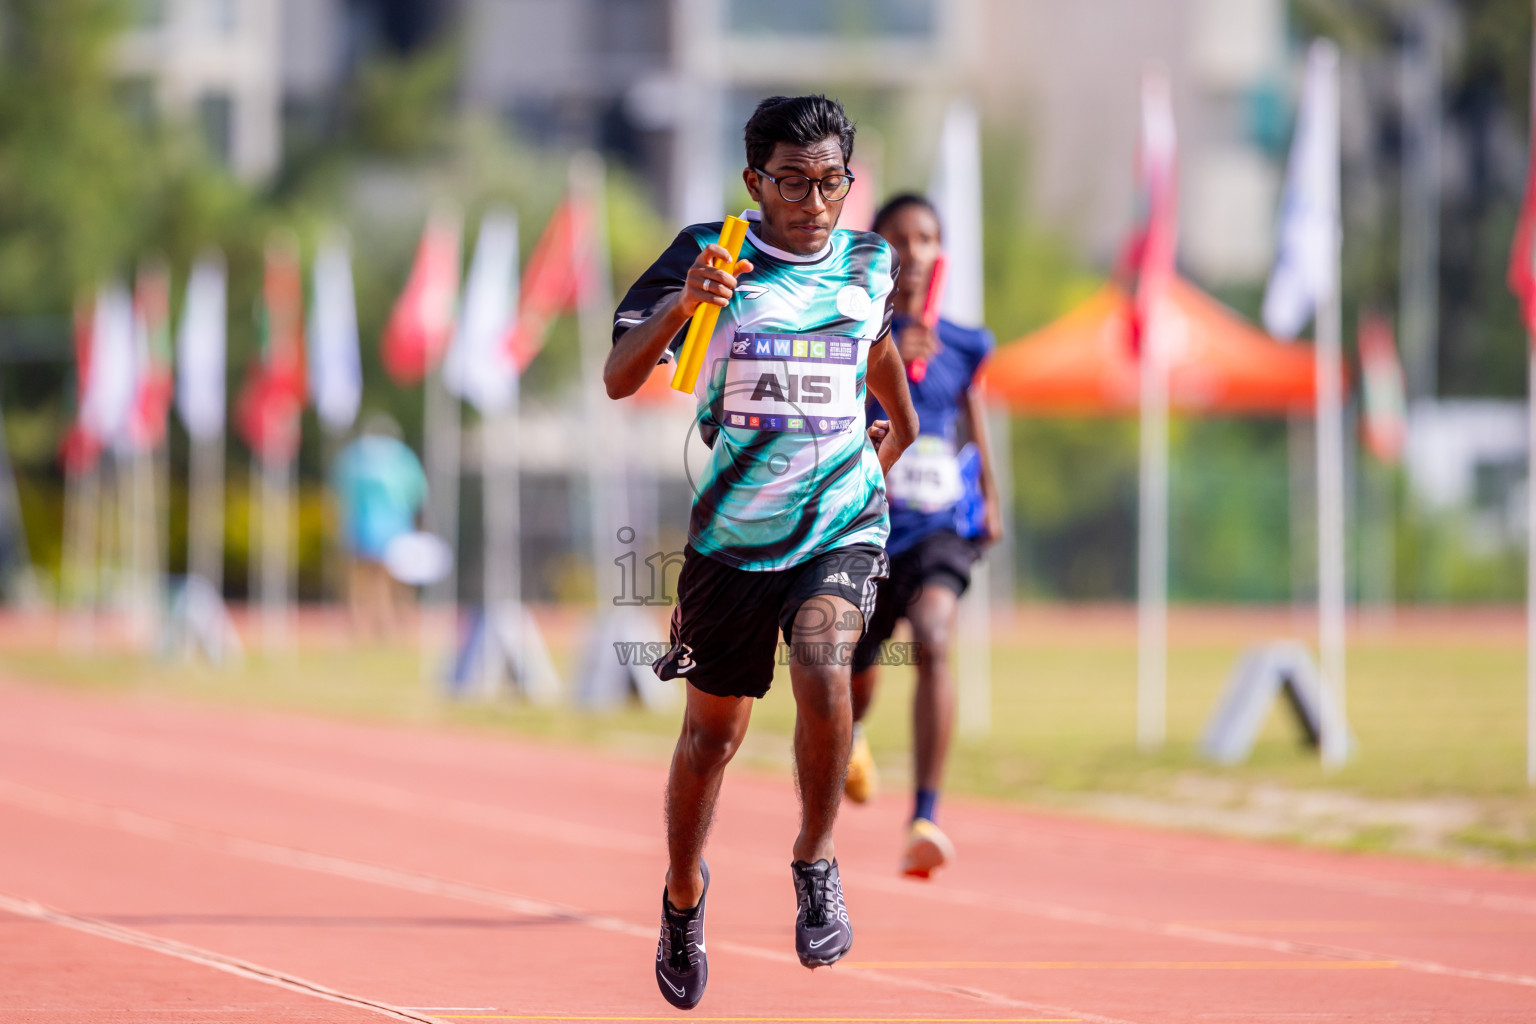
946,816,1536,919
13,720,1536,922
845,961,1399,970
0,890,451,1024
7,735,1536,993
17,695,1532,921
0,781,1141,1024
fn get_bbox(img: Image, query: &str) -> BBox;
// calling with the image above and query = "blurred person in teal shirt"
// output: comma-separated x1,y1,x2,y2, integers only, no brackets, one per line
331,414,427,635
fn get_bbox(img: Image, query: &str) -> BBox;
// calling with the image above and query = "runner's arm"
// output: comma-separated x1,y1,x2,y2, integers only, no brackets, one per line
604,244,753,399
959,385,1004,543
864,335,919,475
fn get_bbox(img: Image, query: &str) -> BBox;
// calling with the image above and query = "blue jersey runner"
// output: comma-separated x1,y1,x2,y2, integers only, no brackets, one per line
866,315,994,557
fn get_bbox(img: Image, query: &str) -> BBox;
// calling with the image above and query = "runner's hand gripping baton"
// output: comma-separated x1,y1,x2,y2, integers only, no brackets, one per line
908,252,949,384
670,215,750,393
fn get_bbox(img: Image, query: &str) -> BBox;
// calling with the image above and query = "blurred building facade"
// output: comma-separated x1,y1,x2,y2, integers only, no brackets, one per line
116,0,1293,285
117,0,285,180
978,0,1290,283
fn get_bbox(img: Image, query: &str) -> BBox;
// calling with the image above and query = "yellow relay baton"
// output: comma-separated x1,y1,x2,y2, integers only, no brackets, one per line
670,215,749,393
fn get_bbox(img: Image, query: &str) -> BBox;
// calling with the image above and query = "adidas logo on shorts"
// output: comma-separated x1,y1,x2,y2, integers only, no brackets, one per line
822,571,854,587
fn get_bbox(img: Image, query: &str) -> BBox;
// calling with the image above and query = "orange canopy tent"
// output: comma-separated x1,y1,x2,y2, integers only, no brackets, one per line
633,358,694,405
980,277,1322,415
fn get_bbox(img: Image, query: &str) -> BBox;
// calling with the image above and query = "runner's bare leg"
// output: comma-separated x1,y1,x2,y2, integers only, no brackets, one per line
665,687,753,909
906,584,959,793
789,594,863,864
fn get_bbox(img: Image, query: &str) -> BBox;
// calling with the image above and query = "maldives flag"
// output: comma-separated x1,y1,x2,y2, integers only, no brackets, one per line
1358,312,1406,464
1117,72,1178,357
128,260,173,452
504,195,592,371
382,209,461,384
61,293,102,474
1508,112,1536,339
237,236,306,463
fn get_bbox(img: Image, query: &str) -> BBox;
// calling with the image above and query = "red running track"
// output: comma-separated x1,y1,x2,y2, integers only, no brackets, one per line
0,680,1533,1024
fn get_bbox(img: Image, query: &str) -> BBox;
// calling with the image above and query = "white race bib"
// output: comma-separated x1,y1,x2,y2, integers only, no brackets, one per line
720,332,861,434
886,435,963,513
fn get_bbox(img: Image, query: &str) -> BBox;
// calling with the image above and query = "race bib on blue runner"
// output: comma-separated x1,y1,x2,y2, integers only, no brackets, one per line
720,332,861,434
887,435,964,513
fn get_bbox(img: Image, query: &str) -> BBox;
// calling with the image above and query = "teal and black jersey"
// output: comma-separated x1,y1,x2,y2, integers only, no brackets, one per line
614,211,899,571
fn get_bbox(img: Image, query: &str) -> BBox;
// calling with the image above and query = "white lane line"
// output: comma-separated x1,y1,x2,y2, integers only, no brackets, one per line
15,719,1536,922
175,713,1536,922
849,871,1536,990
9,727,1536,994
0,890,451,1024
0,781,1139,1024
947,817,1536,919
9,726,654,855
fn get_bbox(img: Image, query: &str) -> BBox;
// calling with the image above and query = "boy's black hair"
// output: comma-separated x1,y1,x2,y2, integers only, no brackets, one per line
743,95,856,171
871,192,940,235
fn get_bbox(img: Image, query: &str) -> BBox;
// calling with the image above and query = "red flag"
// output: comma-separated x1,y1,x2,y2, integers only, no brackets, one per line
1117,73,1178,357
1358,312,1406,464
382,210,461,383
61,294,101,474
1508,122,1536,340
237,236,306,462
128,261,174,451
504,195,593,371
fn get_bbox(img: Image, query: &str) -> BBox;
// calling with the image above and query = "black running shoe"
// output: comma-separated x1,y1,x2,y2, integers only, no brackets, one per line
655,861,709,1009
790,858,852,968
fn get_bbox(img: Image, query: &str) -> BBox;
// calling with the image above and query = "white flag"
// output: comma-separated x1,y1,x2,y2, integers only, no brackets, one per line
309,230,362,433
81,282,137,446
1263,41,1340,339
928,97,986,327
444,210,520,414
176,252,228,442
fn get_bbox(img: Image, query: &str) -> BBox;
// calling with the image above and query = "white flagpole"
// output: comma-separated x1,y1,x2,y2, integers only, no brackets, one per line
1134,74,1176,752
62,460,99,652
1527,341,1535,785
1526,1,1536,787
180,253,228,605
1315,42,1348,770
1136,292,1170,751
930,97,993,739
0,392,37,602
419,209,464,684
421,356,461,677
189,427,224,597
311,230,362,608
259,449,292,652
128,440,159,648
479,212,520,697
572,152,626,612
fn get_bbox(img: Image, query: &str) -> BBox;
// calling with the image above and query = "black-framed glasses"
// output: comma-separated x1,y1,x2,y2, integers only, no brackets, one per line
752,167,855,203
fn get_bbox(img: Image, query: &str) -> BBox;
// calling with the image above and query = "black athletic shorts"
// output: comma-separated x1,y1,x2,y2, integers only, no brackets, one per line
851,529,982,673
653,544,889,700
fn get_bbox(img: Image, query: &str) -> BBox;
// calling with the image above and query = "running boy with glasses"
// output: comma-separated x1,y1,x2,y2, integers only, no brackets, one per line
605,94,919,1009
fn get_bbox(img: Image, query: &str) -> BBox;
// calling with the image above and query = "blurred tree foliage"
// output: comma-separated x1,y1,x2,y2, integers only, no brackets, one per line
2,1,1526,604
1292,0,1532,398
0,1,673,598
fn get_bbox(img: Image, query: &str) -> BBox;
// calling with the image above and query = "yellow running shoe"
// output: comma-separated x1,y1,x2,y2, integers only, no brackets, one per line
900,817,954,879
843,726,878,804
